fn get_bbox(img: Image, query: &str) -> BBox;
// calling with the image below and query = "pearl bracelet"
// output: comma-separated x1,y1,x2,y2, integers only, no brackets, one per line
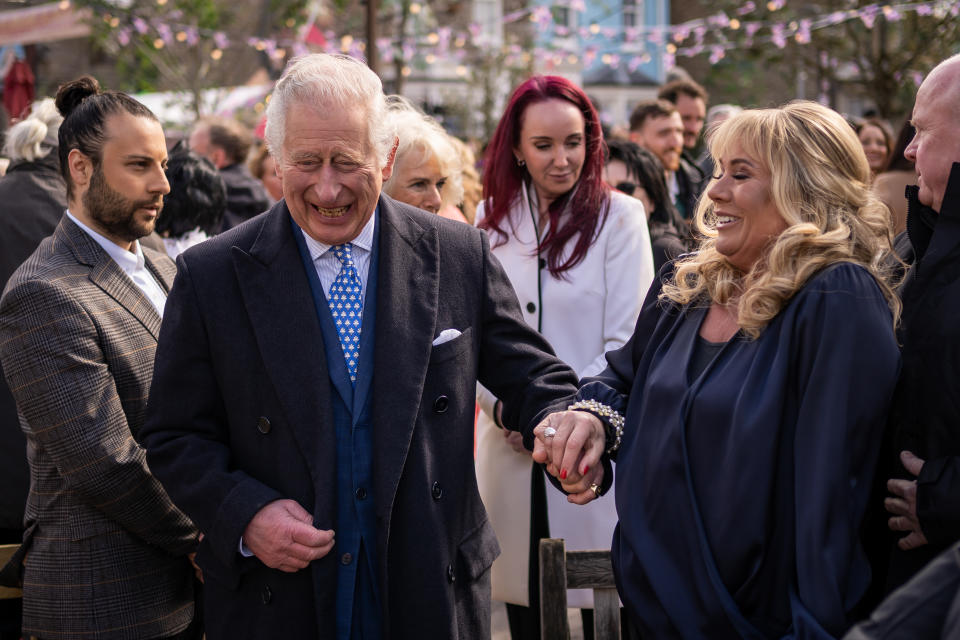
567,399,625,455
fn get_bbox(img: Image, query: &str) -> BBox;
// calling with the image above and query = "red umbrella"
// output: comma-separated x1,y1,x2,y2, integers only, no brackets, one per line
3,59,34,121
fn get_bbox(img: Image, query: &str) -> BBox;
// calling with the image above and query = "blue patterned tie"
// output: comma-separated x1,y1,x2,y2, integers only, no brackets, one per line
328,243,363,384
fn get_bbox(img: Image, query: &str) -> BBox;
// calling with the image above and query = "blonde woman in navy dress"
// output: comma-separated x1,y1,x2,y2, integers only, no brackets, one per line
534,101,901,639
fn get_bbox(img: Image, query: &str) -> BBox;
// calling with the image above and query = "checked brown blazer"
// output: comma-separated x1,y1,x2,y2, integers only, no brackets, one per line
0,215,199,640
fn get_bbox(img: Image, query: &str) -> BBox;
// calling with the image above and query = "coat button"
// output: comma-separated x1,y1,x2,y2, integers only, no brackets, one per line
341,553,352,565
257,416,271,434
447,564,456,583
261,585,272,604
431,482,443,501
433,396,449,413
355,487,367,500
539,258,546,269
526,302,536,313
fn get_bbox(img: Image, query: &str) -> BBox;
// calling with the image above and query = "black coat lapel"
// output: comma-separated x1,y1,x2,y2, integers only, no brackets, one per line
371,197,439,521
232,205,333,481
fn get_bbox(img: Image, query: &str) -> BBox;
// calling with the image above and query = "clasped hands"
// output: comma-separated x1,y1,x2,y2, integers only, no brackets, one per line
532,410,607,505
886,450,929,550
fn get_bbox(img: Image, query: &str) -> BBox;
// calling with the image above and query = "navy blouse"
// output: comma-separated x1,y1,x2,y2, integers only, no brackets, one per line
579,262,900,639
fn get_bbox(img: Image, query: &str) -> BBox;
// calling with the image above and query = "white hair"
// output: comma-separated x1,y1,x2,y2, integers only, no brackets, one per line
2,98,63,161
264,54,392,167
382,96,464,208
706,104,743,126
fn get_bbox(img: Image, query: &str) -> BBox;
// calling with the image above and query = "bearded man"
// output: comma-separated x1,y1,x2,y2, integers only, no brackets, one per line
0,76,200,640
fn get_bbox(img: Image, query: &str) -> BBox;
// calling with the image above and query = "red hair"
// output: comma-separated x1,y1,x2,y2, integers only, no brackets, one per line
479,75,610,276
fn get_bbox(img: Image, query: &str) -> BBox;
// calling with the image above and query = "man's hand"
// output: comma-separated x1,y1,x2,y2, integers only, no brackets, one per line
886,450,929,551
532,410,607,504
504,429,528,454
243,499,335,572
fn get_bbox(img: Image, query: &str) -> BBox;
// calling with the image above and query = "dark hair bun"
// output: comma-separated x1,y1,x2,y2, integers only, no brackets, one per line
55,76,100,119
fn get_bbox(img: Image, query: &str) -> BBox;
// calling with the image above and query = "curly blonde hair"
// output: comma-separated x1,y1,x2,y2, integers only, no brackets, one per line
660,100,900,338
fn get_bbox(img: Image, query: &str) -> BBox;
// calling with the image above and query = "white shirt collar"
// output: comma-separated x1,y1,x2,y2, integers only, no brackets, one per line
300,205,378,263
66,210,146,274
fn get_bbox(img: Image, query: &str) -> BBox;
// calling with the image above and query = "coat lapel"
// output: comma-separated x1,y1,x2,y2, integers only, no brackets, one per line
58,216,163,340
232,204,332,480
371,197,439,521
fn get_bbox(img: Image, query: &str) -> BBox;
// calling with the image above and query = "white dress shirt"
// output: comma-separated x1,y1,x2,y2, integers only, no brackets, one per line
67,211,168,317
298,209,376,301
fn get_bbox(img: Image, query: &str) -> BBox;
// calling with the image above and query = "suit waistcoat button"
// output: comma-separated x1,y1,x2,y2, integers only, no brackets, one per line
341,552,353,565
261,585,272,604
447,564,456,583
433,395,449,413
257,416,271,434
526,302,536,313
431,482,443,500
355,487,367,500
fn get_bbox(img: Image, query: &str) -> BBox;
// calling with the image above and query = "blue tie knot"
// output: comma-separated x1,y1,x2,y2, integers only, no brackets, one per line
333,243,355,267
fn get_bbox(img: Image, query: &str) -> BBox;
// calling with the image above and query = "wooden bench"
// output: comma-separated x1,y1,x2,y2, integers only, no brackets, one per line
0,544,21,599
539,538,620,639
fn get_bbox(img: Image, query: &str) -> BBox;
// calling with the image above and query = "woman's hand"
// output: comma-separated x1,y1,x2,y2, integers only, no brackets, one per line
533,410,607,503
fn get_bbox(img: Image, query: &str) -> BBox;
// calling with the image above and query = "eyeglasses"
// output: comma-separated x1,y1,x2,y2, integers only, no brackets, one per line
615,181,637,196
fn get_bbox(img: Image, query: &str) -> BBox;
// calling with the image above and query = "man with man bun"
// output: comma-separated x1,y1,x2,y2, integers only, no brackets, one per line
0,76,200,639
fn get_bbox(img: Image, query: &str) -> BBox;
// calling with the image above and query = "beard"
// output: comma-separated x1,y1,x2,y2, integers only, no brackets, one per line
82,166,162,243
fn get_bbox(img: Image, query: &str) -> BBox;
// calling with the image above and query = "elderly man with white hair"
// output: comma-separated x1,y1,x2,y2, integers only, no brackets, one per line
140,53,578,639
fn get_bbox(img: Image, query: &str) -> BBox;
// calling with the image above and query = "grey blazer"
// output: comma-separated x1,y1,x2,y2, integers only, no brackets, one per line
0,215,199,640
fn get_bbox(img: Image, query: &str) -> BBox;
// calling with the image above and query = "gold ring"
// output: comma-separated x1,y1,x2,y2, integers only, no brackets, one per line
590,483,601,498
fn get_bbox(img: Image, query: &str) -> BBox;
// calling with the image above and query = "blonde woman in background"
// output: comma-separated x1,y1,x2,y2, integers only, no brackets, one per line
382,96,465,222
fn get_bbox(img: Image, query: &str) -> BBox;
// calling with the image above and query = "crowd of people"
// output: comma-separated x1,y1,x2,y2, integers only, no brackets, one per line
0,50,957,640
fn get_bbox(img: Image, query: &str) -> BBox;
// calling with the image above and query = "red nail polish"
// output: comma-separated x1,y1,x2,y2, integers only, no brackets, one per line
560,469,568,480
582,465,590,475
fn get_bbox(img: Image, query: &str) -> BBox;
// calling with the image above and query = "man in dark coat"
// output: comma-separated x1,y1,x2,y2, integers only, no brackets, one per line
883,53,960,592
140,53,578,640
188,116,270,232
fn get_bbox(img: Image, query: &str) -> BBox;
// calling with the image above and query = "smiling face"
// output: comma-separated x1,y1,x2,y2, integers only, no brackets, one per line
514,99,586,210
859,124,889,175
707,143,788,272
71,112,169,250
632,112,684,172
278,101,394,245
676,93,706,150
905,59,960,213
387,152,446,214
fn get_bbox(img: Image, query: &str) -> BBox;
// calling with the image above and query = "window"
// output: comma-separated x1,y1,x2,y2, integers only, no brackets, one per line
552,4,570,28
623,0,640,28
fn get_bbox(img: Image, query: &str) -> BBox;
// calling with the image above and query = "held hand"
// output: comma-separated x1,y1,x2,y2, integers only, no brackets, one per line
243,499,335,572
562,466,606,505
886,451,929,551
532,410,605,486
503,429,528,454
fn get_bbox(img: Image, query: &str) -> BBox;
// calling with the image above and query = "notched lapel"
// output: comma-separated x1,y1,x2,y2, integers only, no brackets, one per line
232,209,332,480
371,199,439,520
58,217,164,339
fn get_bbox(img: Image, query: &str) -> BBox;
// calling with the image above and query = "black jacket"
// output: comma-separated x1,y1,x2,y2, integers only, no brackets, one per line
218,163,271,233
675,153,706,221
0,152,67,535
885,162,960,590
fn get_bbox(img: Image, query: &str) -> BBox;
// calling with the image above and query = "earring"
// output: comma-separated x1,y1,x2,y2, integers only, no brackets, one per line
516,158,525,167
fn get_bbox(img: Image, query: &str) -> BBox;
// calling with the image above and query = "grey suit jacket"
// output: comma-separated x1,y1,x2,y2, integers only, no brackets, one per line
0,215,199,640
142,197,579,639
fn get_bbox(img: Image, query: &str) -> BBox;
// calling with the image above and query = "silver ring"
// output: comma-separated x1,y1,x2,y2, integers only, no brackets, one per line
543,427,557,438
590,483,601,498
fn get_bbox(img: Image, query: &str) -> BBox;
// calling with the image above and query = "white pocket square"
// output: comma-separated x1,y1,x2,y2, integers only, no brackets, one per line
432,328,462,346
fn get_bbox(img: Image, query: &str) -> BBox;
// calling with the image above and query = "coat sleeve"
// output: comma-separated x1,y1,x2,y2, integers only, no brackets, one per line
579,196,655,379
474,230,580,447
0,277,197,555
141,257,284,570
787,266,901,638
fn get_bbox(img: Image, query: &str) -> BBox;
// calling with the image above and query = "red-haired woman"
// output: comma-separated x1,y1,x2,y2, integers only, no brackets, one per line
475,76,654,638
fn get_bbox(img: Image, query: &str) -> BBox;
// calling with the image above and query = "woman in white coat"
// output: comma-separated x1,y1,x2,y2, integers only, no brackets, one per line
475,76,655,638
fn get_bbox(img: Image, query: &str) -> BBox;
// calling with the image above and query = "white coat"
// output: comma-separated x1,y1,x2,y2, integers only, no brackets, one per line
475,182,655,608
